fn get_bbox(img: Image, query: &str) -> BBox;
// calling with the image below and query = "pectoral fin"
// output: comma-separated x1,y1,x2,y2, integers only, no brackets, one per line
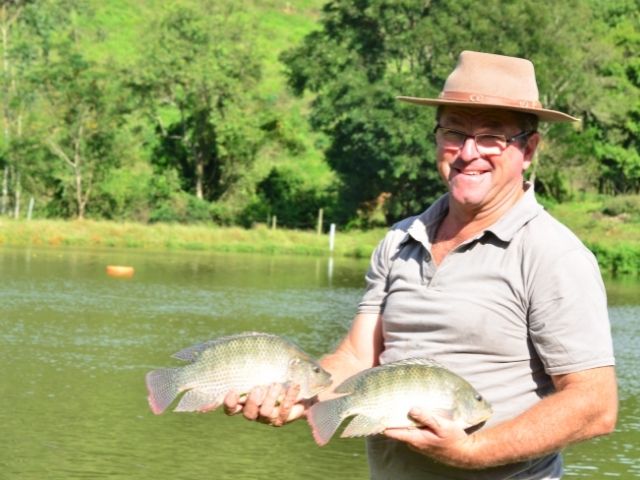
174,389,221,413
341,414,386,438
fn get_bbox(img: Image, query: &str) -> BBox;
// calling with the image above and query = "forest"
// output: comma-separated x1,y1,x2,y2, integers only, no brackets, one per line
1,0,639,230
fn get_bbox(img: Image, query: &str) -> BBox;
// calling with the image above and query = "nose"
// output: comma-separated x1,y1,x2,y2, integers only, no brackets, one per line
459,136,481,161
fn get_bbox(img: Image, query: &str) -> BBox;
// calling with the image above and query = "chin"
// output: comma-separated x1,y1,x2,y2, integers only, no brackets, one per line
449,187,489,208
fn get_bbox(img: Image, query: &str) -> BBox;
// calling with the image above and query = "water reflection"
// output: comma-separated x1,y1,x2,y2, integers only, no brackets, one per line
0,247,638,479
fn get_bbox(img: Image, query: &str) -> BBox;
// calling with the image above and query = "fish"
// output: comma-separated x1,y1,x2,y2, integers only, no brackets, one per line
145,332,332,415
306,357,492,446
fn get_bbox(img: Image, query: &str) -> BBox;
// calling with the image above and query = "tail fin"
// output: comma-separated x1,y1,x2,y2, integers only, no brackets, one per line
145,367,182,415
306,397,347,446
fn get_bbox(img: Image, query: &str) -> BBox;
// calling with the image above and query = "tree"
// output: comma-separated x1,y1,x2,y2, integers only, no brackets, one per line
281,0,620,221
0,0,37,217
40,11,127,219
131,1,263,203
586,0,640,194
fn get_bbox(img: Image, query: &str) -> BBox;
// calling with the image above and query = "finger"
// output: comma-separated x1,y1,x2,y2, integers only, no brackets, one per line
243,386,265,421
409,408,443,435
274,384,301,426
384,425,429,444
259,383,283,423
223,390,242,416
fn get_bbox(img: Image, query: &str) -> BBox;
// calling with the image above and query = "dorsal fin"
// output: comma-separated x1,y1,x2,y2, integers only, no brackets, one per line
386,357,446,369
171,332,276,361
333,357,446,394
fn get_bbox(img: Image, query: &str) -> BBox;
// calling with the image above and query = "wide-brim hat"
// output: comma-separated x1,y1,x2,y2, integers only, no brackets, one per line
397,51,579,122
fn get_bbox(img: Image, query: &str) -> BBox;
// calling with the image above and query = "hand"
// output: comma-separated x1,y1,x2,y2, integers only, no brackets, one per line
223,383,308,427
383,408,476,468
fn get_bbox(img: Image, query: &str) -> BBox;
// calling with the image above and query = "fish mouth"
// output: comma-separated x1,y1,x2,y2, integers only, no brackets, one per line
309,381,333,397
465,420,487,434
464,404,493,430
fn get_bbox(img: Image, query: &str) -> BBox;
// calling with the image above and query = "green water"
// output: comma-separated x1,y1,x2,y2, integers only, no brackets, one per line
0,247,637,479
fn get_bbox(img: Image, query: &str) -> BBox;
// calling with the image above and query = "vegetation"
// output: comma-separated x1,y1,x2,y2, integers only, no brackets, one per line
1,191,638,274
0,217,384,258
0,0,638,273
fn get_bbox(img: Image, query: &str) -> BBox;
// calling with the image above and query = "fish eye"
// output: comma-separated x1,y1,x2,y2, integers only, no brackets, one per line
313,366,321,373
475,394,483,402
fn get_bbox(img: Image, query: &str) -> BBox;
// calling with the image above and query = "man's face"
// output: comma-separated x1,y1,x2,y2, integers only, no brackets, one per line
436,106,539,214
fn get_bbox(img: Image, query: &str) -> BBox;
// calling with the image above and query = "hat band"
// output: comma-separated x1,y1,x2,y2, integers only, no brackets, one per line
439,91,543,110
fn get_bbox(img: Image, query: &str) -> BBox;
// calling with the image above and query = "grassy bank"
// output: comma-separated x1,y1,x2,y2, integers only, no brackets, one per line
545,199,640,276
1,201,638,275
0,218,384,259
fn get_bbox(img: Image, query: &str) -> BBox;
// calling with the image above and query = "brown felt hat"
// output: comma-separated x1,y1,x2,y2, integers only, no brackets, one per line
397,51,579,122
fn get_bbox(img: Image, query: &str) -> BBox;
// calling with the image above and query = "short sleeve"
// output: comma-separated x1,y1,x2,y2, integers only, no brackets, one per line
357,233,395,315
528,247,615,375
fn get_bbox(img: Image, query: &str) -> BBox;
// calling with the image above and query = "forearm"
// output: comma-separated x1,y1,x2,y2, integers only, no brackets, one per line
460,367,618,469
317,350,370,401
386,366,618,469
318,312,383,401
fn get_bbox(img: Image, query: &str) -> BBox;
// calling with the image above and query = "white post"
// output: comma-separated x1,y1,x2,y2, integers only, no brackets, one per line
27,196,34,220
329,223,336,253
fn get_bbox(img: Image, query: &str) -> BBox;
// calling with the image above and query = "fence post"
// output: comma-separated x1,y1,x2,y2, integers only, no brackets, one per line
317,208,323,235
27,197,35,220
329,223,336,253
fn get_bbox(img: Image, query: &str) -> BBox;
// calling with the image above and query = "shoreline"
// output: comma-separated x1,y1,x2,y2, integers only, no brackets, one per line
0,218,638,275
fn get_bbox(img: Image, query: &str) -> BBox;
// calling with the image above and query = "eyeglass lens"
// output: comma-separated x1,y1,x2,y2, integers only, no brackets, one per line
437,128,507,153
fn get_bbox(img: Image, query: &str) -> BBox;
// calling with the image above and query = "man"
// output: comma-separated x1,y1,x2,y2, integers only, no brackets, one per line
225,51,617,479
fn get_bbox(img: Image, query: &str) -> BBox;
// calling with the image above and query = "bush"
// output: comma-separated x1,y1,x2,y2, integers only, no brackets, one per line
241,167,336,229
93,165,155,222
602,195,640,220
149,192,212,224
586,241,640,276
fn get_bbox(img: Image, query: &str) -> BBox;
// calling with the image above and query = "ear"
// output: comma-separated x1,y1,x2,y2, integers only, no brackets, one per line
522,132,540,171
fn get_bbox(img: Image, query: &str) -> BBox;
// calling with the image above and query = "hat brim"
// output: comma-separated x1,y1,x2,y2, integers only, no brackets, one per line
396,96,579,123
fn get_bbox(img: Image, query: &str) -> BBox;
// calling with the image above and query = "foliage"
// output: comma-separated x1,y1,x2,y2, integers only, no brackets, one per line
586,241,640,276
0,0,639,234
131,1,263,203
42,49,127,219
601,194,640,220
281,0,639,219
584,0,640,195
0,0,45,217
242,167,336,229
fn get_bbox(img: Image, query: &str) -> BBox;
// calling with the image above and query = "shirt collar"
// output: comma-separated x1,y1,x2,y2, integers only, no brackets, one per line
403,182,543,247
485,182,543,242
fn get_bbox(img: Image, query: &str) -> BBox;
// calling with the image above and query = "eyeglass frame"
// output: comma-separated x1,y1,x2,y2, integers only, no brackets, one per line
433,124,535,153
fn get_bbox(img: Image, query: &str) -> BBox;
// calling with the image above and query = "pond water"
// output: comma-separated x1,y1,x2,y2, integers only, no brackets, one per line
0,247,638,479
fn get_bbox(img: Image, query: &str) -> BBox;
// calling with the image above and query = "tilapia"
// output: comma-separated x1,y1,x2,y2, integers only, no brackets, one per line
307,358,492,446
146,332,332,415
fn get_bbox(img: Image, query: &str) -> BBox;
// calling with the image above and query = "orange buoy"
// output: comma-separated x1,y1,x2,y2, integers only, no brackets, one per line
106,265,135,278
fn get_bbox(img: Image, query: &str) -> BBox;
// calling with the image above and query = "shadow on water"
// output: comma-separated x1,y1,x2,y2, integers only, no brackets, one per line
0,247,638,479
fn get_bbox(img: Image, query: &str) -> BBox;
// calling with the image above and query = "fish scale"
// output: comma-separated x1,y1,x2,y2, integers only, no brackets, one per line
307,358,492,446
145,332,332,415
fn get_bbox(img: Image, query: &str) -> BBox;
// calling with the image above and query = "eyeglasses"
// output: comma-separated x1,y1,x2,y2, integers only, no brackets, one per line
434,125,534,155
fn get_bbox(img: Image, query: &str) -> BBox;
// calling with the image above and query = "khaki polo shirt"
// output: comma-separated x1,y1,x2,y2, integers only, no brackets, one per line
357,184,614,480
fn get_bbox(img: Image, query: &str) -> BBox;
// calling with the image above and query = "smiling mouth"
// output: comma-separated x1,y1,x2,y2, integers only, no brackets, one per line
455,168,487,176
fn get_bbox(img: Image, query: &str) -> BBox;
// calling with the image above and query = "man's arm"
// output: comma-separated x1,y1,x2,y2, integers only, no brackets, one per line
317,312,383,399
223,312,383,424
384,365,618,469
